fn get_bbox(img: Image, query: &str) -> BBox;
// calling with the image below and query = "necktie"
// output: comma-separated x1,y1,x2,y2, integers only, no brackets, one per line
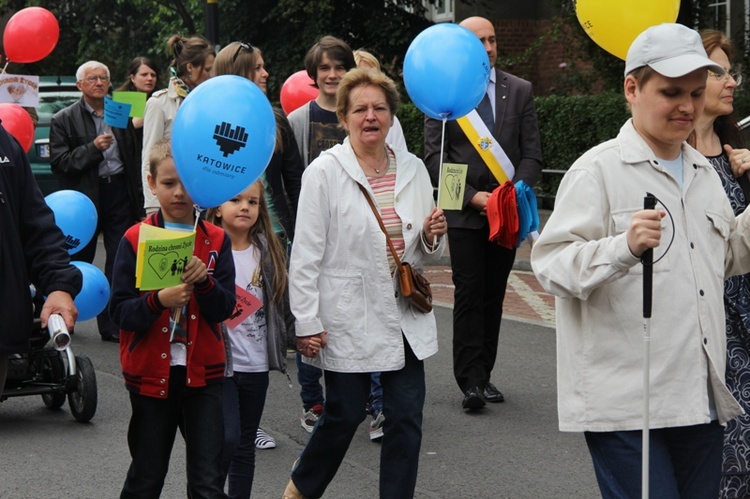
476,92,494,131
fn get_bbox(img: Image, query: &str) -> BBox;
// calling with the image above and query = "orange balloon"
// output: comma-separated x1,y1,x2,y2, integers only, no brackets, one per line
0,103,34,152
576,0,681,60
280,70,319,115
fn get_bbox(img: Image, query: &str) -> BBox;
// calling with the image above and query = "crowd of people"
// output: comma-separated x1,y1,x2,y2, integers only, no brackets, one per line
4,13,750,499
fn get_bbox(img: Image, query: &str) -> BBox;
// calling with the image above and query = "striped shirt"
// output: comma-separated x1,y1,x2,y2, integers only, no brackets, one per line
367,147,403,272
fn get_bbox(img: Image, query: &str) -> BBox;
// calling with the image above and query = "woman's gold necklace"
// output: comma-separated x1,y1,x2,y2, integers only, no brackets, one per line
354,148,387,174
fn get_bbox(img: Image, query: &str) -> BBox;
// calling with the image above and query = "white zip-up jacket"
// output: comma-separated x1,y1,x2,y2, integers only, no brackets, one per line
532,119,750,432
290,138,445,372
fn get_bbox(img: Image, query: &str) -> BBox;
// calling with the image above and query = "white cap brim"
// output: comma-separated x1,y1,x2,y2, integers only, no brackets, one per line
647,54,725,78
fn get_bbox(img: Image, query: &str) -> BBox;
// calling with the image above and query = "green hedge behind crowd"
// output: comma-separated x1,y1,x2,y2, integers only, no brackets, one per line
398,90,750,204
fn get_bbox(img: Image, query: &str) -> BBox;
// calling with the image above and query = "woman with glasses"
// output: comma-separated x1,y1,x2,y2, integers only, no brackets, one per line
141,35,215,214
211,40,303,499
690,29,750,498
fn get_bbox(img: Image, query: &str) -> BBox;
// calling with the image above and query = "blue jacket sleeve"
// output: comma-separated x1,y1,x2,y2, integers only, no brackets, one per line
109,235,164,331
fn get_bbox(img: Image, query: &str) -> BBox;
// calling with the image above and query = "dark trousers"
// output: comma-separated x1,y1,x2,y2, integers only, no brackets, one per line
585,422,724,499
448,226,516,393
73,176,134,338
221,371,269,499
292,339,425,499
120,367,226,499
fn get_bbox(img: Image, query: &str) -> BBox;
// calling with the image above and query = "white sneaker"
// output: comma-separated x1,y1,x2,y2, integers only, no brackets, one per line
300,404,323,433
255,427,276,449
369,412,385,441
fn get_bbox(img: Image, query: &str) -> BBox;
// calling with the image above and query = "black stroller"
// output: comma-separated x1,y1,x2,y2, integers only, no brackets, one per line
2,312,98,423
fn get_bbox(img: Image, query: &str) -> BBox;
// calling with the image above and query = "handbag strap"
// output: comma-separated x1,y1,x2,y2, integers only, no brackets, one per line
357,183,405,271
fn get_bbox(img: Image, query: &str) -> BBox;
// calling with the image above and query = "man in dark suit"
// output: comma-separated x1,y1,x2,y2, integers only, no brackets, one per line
50,61,144,343
424,16,543,410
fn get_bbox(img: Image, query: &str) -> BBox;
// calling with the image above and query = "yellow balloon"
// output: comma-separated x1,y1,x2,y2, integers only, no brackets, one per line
576,0,681,60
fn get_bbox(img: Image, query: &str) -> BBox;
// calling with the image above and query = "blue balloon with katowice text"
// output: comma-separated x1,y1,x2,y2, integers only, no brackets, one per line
44,189,98,255
171,75,276,208
403,23,491,120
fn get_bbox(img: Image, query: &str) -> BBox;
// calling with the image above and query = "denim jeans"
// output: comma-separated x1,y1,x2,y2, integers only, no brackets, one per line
368,372,383,416
292,339,425,499
221,371,269,499
296,352,324,410
585,422,724,499
121,366,226,499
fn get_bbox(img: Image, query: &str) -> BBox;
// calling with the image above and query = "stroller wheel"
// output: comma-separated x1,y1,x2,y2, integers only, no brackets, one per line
68,355,97,422
41,353,66,409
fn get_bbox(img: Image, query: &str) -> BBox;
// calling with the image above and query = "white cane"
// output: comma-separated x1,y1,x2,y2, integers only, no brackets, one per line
641,192,656,499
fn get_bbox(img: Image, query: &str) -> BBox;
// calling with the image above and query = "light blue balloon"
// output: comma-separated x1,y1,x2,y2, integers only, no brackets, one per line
403,23,491,120
171,75,276,208
70,261,110,322
44,190,98,255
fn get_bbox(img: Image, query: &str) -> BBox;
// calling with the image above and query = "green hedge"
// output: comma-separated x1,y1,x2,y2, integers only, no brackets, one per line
399,90,750,202
398,93,630,199
397,102,426,159
534,92,630,199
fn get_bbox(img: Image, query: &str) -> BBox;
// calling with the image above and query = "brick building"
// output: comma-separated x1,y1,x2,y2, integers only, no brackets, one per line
421,1,577,95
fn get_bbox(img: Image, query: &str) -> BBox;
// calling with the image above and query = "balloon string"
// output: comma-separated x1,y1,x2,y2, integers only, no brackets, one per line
193,205,202,232
433,117,447,248
1,61,8,75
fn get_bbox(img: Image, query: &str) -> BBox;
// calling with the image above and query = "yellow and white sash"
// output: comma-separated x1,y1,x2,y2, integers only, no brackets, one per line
456,109,515,184
456,109,539,246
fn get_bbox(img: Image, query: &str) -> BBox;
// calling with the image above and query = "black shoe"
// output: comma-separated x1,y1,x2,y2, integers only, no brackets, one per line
462,387,486,410
101,332,120,343
483,382,505,403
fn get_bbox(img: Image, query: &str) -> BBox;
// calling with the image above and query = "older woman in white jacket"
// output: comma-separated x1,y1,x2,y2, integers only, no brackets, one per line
283,68,446,499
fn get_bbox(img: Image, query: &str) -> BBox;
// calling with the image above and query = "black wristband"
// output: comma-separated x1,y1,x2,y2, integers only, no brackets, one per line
153,290,165,309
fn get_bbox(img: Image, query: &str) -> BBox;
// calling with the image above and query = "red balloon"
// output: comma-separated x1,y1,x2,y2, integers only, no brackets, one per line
280,70,319,115
4,7,60,64
0,103,34,152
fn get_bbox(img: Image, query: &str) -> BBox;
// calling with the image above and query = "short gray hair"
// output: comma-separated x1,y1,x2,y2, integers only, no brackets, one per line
76,61,110,82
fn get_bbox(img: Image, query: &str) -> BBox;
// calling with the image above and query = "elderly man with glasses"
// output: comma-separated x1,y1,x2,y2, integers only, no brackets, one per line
49,60,143,343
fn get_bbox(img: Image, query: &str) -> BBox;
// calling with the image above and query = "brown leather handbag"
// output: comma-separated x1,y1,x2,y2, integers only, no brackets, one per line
358,184,433,313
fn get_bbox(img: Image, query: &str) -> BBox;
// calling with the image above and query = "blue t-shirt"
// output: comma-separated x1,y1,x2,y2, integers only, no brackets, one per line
658,152,683,190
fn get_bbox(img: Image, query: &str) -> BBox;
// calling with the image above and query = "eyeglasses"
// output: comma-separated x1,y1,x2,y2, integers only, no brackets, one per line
83,75,110,84
232,42,254,63
708,69,742,86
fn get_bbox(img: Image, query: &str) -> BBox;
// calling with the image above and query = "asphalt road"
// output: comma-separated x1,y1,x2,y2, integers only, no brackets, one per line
0,237,598,498
0,302,599,499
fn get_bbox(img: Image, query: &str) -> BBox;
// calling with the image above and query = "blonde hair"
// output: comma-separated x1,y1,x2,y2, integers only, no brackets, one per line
353,49,381,71
213,41,260,79
206,180,288,305
148,138,173,179
336,67,400,120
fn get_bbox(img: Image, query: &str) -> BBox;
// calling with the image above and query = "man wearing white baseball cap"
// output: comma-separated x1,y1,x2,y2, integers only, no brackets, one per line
532,23,750,498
